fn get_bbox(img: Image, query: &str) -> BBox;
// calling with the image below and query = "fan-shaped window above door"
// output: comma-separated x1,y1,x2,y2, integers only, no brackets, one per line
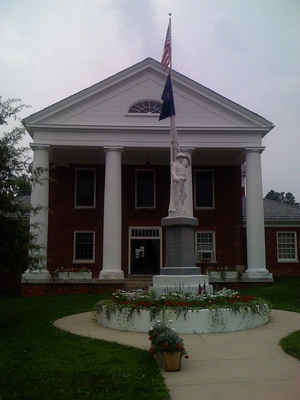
128,100,161,114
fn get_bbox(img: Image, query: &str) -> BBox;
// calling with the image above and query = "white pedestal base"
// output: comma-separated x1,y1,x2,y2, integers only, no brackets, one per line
152,274,211,295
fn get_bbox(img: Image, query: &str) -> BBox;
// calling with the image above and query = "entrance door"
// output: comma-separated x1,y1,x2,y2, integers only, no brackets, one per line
129,227,161,275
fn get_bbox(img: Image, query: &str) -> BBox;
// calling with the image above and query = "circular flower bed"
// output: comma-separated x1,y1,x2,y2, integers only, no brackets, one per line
95,288,271,333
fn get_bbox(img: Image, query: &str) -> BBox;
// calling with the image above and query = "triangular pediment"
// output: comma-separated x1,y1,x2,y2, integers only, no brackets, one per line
23,58,274,135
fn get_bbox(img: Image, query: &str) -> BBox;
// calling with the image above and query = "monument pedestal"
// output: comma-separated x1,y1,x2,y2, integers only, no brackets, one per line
153,274,210,295
153,216,210,294
161,216,199,273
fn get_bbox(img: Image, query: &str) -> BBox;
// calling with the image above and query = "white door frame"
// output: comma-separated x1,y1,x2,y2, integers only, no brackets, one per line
128,226,162,275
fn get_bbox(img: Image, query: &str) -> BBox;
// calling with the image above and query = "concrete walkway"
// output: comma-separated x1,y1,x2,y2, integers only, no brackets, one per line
54,310,300,400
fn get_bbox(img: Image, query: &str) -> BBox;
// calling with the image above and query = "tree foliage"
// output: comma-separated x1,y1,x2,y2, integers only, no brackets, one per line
0,97,39,275
265,189,299,208
0,96,26,126
0,126,31,215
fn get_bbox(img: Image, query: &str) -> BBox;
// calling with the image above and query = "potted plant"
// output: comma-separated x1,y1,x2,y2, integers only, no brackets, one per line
148,321,188,371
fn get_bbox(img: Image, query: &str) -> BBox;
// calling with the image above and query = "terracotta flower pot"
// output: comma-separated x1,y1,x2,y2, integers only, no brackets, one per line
163,352,181,371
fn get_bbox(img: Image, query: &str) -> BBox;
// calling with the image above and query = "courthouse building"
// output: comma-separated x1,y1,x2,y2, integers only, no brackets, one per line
22,57,300,283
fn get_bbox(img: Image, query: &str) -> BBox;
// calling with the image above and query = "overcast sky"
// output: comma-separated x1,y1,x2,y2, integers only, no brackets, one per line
1,0,299,199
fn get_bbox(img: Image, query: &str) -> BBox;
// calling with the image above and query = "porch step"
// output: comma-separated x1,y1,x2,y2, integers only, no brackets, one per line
124,276,153,290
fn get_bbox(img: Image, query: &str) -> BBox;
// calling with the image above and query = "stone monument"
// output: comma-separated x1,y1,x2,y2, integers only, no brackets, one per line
153,144,209,294
161,150,199,275
154,22,209,293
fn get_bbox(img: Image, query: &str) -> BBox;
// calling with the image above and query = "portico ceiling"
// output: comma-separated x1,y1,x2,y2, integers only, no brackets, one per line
50,146,244,167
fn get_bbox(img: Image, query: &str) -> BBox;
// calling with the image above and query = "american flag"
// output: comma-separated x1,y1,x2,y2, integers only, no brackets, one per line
161,20,171,71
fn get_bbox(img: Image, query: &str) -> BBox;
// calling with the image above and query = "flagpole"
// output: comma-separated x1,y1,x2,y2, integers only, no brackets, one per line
160,14,179,215
168,14,179,215
168,13,177,166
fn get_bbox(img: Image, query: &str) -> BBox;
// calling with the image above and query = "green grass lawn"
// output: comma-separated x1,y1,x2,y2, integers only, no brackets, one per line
239,276,300,361
239,276,300,313
1,277,300,400
0,294,169,400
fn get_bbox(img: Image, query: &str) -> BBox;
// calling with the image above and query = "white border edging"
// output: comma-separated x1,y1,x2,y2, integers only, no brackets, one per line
58,271,92,280
96,305,270,334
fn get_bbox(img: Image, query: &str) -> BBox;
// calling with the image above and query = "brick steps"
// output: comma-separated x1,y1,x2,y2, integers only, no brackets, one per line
124,276,153,290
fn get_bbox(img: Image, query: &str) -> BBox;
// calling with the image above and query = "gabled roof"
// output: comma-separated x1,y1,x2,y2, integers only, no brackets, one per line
23,57,274,134
243,198,300,225
263,199,300,224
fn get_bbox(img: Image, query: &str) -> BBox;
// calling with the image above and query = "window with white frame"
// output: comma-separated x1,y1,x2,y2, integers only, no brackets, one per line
195,231,216,263
135,169,156,208
75,169,96,208
74,231,95,263
277,232,298,262
194,170,214,208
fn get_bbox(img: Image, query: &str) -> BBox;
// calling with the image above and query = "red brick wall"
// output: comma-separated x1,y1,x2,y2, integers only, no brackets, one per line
265,227,300,276
48,164,243,276
48,164,104,278
241,226,300,276
194,166,243,268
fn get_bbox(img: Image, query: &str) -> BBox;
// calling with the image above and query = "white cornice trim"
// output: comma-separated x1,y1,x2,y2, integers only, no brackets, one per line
245,146,265,154
25,123,269,133
104,146,124,152
30,143,51,151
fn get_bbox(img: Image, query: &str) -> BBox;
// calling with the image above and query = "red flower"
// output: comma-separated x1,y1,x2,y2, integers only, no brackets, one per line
184,355,189,359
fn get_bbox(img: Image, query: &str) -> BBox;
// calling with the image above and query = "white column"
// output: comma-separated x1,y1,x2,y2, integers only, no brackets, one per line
100,147,124,279
244,148,273,281
23,144,50,280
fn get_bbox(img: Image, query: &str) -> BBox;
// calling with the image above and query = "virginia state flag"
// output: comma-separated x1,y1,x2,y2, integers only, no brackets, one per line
159,73,176,120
